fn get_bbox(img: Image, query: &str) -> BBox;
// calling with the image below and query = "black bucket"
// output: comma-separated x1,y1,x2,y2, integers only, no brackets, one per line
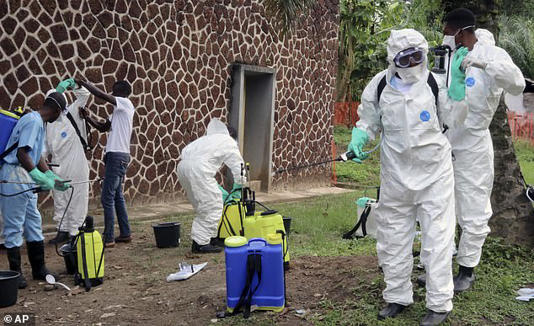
60,243,78,274
153,222,181,248
283,217,292,235
0,270,20,307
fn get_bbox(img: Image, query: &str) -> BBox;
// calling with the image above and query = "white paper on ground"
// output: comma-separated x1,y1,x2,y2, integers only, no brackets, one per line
166,262,208,282
515,288,534,301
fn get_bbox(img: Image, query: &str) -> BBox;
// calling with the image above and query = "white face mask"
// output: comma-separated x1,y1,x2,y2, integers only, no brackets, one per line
443,35,456,50
397,64,425,84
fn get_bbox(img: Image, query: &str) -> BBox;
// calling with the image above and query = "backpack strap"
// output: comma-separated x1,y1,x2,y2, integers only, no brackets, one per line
217,203,238,238
79,232,92,292
231,253,262,318
377,73,447,133
427,73,439,107
377,73,438,105
427,73,449,133
66,112,90,151
342,204,372,239
376,75,387,104
0,141,19,162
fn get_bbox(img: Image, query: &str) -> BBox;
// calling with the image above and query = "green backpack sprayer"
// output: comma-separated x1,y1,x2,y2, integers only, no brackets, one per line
59,216,105,292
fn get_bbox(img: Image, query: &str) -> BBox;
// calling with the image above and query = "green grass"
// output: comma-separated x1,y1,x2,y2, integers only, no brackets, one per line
515,140,534,184
334,125,381,186
279,193,534,325
243,127,534,325
274,191,377,257
216,191,534,325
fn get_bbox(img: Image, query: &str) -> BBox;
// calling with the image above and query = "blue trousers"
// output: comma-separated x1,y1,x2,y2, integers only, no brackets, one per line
0,164,44,248
101,152,131,243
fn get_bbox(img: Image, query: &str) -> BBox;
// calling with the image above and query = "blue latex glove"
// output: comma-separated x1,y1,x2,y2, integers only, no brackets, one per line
448,47,469,101
347,127,369,163
29,168,55,191
56,78,76,93
218,184,230,203
230,183,242,200
356,197,372,208
45,170,70,191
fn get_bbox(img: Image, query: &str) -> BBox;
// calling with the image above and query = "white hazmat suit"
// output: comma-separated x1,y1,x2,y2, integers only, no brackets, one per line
45,87,91,236
442,31,525,268
357,29,455,312
177,119,245,246
475,29,526,115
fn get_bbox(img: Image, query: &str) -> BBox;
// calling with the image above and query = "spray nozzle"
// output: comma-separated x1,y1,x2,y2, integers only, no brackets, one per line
339,151,357,162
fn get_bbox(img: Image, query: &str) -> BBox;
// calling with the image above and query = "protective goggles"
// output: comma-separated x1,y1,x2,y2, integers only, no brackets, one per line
393,47,425,68
453,25,475,37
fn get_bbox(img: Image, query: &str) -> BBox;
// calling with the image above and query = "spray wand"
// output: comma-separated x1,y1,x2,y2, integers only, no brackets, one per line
273,151,358,175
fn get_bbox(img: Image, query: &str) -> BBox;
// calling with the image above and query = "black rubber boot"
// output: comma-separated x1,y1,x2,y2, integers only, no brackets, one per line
378,303,407,320
48,231,70,244
192,240,222,253
210,237,225,248
417,273,426,287
26,241,58,280
420,309,450,326
6,247,28,289
454,265,475,293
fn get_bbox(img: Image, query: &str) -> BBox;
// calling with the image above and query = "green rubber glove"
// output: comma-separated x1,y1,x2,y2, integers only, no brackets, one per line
44,170,70,191
448,47,469,101
56,78,77,93
356,197,372,208
230,183,242,200
29,168,55,191
347,127,369,163
45,170,70,191
218,184,230,203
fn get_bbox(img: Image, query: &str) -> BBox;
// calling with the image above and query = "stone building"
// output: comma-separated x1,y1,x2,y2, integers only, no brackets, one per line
0,0,339,205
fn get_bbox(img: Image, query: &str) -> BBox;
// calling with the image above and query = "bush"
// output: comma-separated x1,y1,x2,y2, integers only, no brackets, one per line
499,16,534,79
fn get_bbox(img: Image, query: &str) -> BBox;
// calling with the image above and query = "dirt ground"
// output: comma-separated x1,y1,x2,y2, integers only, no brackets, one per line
0,225,379,326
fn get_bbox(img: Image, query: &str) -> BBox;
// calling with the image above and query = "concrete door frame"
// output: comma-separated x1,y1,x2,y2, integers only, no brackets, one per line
229,63,276,192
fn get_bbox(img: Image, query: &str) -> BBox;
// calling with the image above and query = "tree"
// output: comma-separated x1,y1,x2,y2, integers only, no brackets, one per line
263,0,317,35
441,0,534,247
337,0,443,102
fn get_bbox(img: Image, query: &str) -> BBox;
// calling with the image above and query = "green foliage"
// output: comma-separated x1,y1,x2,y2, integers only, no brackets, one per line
338,0,443,102
263,0,317,35
501,0,534,18
499,15,534,79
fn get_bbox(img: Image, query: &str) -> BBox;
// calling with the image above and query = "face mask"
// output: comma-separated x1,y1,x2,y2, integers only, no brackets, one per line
443,25,475,51
397,64,425,84
443,35,456,50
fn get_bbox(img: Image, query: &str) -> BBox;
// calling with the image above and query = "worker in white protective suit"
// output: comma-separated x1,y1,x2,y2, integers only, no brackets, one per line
473,28,527,114
441,8,525,293
45,79,91,244
177,118,245,253
349,29,455,326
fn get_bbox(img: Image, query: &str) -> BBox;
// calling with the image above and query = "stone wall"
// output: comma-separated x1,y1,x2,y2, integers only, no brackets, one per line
0,0,339,205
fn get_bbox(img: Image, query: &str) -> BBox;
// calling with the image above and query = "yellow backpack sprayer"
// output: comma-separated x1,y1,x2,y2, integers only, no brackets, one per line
217,163,291,268
58,215,105,292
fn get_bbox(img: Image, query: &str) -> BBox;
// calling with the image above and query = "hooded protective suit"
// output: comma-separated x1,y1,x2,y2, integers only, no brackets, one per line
442,30,525,268
357,29,455,312
177,119,245,246
44,87,90,236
